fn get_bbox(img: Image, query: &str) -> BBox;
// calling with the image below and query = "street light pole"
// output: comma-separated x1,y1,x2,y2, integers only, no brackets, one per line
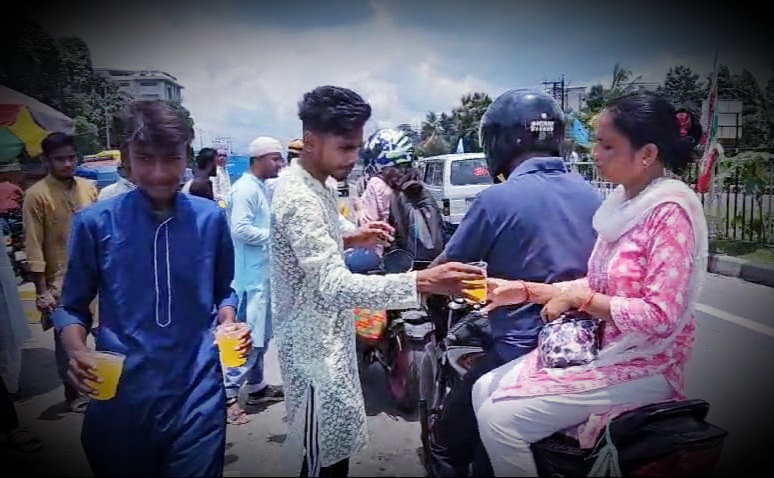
105,109,111,149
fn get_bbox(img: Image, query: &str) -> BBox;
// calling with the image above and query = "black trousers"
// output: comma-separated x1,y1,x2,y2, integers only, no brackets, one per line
300,386,349,478
427,349,505,477
0,376,20,433
300,458,349,478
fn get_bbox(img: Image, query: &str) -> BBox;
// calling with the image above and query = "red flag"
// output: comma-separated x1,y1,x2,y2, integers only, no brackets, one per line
697,52,719,194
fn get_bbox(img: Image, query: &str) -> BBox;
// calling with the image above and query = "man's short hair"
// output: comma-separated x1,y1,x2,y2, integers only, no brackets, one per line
298,86,371,136
41,132,76,157
118,100,194,150
196,148,217,171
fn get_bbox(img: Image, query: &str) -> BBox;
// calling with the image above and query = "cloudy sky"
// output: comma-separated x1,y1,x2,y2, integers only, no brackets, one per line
35,0,769,154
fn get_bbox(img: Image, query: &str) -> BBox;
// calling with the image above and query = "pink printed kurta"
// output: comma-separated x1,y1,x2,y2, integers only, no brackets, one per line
491,202,698,448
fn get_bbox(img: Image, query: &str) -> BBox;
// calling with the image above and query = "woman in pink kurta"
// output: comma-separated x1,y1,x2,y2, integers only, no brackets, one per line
472,93,708,476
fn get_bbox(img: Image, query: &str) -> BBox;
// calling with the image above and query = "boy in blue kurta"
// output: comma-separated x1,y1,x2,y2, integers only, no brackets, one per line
53,100,248,477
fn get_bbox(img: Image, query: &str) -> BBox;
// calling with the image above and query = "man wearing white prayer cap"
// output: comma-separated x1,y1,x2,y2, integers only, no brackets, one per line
222,136,285,425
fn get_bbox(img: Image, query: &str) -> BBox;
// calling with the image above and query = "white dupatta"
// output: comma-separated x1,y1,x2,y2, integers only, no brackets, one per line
588,177,709,368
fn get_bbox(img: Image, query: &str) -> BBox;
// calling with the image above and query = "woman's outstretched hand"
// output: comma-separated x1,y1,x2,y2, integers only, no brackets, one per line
481,278,529,314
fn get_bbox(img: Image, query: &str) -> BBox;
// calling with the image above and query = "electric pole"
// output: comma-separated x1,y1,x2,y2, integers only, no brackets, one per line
541,75,566,111
94,86,113,149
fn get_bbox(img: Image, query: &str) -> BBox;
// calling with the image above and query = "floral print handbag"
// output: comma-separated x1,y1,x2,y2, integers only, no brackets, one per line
538,311,603,369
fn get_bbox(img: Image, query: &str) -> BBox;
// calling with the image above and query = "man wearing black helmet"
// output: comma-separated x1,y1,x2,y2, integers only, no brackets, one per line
427,89,602,477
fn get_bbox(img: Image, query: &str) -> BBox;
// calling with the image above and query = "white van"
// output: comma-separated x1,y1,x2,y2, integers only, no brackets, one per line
415,153,494,228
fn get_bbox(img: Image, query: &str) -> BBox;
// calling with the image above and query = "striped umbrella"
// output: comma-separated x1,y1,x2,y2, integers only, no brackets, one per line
0,85,74,166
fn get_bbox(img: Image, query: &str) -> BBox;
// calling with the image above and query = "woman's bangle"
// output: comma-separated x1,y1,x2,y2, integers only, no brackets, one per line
578,290,596,312
518,281,531,303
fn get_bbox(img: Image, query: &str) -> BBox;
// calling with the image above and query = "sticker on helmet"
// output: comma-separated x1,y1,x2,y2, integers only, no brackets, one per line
530,120,555,133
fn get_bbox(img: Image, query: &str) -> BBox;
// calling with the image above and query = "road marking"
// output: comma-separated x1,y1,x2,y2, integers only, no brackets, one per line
696,303,774,338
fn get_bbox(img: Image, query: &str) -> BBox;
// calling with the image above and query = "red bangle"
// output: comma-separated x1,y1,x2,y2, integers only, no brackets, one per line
579,290,596,312
519,281,531,303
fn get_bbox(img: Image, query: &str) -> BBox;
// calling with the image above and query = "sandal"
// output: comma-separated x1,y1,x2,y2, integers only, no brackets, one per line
226,397,251,426
7,428,44,453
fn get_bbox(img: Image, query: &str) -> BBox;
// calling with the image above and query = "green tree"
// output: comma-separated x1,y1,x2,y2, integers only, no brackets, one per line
0,16,64,110
732,69,771,148
657,65,706,108
420,111,453,154
712,65,736,100
450,92,492,152
73,116,100,156
396,123,420,146
579,63,643,135
416,133,450,158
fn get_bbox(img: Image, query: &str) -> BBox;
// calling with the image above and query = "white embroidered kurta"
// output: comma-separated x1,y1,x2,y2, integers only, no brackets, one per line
270,161,419,469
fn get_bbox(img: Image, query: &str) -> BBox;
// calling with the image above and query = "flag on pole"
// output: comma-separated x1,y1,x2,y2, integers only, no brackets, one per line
456,137,464,154
571,118,590,146
697,50,720,194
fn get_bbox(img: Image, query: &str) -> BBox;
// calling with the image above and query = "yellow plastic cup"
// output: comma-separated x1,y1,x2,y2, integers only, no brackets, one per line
462,261,488,305
91,351,125,400
216,324,248,368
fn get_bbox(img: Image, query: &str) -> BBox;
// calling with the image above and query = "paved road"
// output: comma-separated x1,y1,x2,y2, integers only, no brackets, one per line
3,273,773,476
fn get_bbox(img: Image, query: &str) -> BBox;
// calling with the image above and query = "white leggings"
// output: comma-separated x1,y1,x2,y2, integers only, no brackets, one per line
472,356,674,477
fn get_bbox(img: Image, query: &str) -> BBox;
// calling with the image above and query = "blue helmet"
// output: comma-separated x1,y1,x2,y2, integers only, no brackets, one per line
361,128,414,173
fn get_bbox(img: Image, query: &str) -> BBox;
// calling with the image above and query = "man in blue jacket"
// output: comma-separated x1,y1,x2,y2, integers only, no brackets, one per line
427,89,602,477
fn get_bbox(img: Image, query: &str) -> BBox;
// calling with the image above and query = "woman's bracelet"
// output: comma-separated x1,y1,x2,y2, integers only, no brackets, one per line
518,280,530,303
578,290,597,312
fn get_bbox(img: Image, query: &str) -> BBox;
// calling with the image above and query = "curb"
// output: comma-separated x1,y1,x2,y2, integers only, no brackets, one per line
708,253,774,288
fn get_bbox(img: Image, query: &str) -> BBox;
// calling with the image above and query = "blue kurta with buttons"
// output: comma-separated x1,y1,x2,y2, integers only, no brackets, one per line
53,189,238,477
443,157,601,362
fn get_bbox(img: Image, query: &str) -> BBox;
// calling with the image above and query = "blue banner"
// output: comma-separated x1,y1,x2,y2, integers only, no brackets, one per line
571,118,590,146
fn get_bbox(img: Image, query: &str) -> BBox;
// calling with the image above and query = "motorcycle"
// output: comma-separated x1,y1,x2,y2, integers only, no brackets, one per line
2,208,29,284
418,297,491,476
353,248,435,413
418,301,728,477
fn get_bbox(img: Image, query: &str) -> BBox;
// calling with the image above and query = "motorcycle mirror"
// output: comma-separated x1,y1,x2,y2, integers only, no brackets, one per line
381,249,414,274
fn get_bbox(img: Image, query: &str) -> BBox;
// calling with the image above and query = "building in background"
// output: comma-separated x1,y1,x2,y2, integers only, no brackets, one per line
563,86,588,113
96,69,184,103
702,99,743,150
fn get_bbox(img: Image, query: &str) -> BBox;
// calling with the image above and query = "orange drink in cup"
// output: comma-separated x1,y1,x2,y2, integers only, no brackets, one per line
462,261,488,305
216,323,248,368
91,351,125,400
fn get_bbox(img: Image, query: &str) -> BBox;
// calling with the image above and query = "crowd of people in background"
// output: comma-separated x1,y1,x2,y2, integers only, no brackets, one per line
0,83,709,478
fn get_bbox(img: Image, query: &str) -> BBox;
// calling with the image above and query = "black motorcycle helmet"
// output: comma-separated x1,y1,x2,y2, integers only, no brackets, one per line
479,89,565,182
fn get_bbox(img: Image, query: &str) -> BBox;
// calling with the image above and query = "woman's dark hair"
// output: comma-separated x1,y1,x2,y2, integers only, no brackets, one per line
118,100,194,150
605,93,702,175
41,132,76,157
382,165,419,191
298,85,372,135
196,147,217,171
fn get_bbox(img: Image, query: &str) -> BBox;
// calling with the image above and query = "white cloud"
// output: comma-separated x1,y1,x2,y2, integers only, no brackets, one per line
43,3,501,153
39,3,769,154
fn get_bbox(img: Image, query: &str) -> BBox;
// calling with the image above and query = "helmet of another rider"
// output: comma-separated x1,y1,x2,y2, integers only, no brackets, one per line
479,89,565,183
361,128,415,174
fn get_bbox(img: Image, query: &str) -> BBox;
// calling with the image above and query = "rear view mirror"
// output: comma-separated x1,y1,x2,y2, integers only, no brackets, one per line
382,249,415,274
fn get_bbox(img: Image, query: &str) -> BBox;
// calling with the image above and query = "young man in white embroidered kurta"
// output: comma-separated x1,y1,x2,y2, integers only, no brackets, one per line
223,136,286,425
270,85,486,477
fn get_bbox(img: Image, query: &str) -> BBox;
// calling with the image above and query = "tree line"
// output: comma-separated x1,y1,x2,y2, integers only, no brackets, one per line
1,15,195,158
414,61,774,158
